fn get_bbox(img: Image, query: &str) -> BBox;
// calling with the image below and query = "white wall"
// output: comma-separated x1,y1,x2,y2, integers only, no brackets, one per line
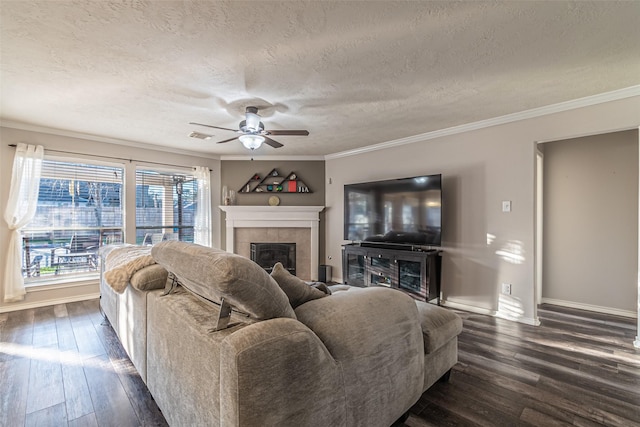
324,95,640,325
542,130,638,315
0,127,221,312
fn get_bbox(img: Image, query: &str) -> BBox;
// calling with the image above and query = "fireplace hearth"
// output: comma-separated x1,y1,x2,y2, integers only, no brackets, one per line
251,243,296,275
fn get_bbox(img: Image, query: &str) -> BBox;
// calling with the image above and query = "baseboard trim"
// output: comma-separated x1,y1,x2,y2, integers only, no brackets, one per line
440,299,496,316
540,298,638,319
0,292,100,313
442,299,540,326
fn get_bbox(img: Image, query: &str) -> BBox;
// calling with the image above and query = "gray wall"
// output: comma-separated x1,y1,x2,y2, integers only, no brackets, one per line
220,160,326,258
542,130,638,313
324,96,639,325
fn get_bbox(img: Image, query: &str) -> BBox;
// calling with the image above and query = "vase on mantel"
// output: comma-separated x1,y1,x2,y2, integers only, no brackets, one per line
222,186,236,206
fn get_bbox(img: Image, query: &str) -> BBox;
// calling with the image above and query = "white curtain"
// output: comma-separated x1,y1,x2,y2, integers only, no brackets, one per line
3,143,44,302
193,166,212,247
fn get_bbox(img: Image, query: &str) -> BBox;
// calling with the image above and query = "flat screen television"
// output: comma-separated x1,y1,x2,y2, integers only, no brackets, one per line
344,174,442,247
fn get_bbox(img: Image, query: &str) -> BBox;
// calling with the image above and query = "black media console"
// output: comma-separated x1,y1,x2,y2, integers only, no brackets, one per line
342,243,442,305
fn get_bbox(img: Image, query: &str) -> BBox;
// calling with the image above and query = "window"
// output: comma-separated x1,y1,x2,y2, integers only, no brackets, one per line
136,168,197,245
21,159,124,281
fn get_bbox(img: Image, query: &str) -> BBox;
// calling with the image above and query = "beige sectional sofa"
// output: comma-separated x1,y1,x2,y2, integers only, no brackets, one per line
100,241,462,427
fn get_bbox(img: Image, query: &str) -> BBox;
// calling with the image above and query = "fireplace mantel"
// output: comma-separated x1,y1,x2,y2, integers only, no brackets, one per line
220,205,324,280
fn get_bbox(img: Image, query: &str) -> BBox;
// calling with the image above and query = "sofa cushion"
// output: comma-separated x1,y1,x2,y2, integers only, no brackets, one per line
415,301,463,354
151,241,296,320
130,264,169,291
270,262,328,309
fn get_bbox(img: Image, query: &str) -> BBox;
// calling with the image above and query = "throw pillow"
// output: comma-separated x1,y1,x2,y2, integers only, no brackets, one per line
151,241,296,321
130,264,169,291
270,262,328,309
307,281,332,295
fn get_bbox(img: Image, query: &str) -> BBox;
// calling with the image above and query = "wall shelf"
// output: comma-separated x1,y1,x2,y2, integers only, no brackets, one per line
239,168,312,193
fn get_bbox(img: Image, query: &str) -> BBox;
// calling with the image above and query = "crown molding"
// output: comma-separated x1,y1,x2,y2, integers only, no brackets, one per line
0,120,221,160
325,85,640,160
220,155,325,161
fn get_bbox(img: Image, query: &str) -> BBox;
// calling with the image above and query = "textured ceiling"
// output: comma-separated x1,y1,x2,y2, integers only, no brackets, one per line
1,1,639,157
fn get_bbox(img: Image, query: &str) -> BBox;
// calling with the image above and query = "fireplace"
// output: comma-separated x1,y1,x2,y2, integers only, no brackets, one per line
219,206,324,281
251,243,296,275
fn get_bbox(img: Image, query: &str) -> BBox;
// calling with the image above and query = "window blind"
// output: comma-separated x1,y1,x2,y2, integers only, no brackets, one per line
22,159,125,280
31,160,124,229
135,168,198,244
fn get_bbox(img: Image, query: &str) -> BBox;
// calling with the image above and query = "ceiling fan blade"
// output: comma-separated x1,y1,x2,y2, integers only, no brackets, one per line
190,122,239,133
263,137,284,148
266,129,309,136
215,136,239,144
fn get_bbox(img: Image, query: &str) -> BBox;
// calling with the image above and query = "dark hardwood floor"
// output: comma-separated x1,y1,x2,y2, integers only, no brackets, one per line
0,299,167,427
405,304,640,427
1,300,638,426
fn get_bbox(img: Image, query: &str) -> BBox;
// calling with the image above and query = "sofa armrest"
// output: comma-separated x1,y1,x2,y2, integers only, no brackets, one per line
220,318,346,427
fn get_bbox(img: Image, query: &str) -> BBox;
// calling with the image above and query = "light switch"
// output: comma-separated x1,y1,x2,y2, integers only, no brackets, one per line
502,201,511,212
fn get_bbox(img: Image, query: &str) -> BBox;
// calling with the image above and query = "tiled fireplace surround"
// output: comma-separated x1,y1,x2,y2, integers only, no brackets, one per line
219,206,325,281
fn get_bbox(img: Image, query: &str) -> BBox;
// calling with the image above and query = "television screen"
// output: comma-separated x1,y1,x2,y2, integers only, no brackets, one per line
344,174,442,246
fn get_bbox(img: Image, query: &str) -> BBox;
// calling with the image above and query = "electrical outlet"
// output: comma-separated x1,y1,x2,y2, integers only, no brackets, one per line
501,283,512,295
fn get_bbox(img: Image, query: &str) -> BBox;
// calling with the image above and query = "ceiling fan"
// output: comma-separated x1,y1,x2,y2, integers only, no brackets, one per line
190,106,309,150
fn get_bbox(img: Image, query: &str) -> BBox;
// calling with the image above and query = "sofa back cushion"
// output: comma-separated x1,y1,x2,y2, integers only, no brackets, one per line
151,241,296,320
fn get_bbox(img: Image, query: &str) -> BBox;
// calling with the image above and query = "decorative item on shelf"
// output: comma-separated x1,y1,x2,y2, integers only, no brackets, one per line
268,196,280,206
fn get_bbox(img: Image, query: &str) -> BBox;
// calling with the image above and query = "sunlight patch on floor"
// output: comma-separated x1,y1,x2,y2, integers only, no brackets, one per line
0,341,133,373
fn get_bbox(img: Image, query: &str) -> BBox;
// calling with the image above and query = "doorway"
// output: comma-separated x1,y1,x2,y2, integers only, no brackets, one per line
535,130,639,342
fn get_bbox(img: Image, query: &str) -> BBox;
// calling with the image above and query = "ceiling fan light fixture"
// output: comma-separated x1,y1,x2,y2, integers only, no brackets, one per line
239,134,265,150
245,111,262,132
190,106,307,149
